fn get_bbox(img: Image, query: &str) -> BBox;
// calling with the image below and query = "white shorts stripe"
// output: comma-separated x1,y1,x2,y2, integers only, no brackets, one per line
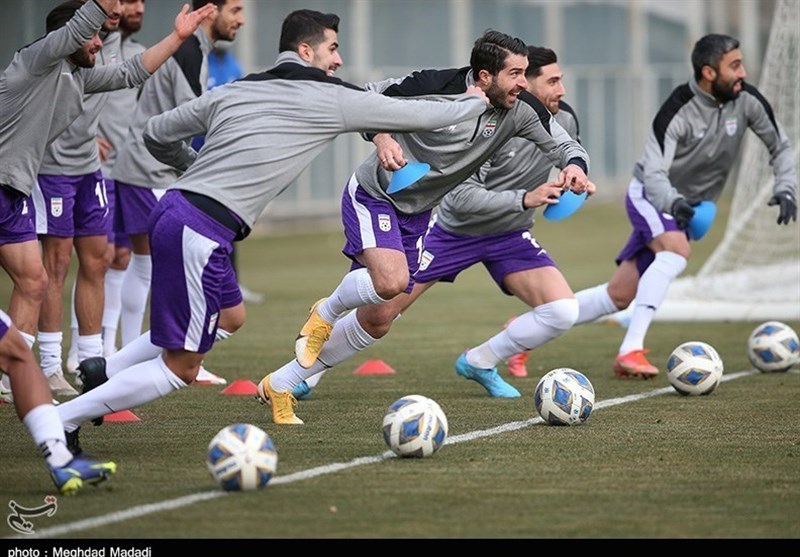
347,174,376,249
31,181,48,235
628,177,665,237
181,226,219,352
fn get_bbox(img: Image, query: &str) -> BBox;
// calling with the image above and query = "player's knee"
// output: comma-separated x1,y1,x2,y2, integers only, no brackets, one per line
18,265,48,303
607,284,635,310
544,298,579,333
358,307,397,339
371,272,409,300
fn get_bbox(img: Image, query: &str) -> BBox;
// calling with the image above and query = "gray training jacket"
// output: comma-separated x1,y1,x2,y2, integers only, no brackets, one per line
112,28,212,188
437,101,581,236
354,67,589,215
634,77,796,213
0,0,149,195
142,52,488,229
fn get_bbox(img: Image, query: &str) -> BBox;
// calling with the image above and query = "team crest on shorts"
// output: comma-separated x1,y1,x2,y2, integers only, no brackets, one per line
418,250,434,271
725,117,738,136
378,213,392,232
207,312,219,335
50,197,63,218
482,115,498,138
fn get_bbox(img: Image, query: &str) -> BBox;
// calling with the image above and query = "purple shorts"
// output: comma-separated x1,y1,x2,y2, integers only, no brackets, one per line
615,178,682,275
103,178,131,249
0,309,10,341
116,180,166,236
415,220,557,295
33,171,110,237
148,191,242,353
340,175,431,294
0,186,37,247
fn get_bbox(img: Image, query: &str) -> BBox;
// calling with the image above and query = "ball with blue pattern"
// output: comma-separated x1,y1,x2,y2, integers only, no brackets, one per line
747,321,800,373
207,423,278,491
382,395,448,458
666,341,724,396
534,368,595,426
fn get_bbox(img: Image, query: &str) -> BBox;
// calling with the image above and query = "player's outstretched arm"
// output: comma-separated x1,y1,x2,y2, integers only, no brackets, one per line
140,3,218,74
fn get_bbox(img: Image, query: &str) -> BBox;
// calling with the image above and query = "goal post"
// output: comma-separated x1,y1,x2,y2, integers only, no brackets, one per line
655,0,800,322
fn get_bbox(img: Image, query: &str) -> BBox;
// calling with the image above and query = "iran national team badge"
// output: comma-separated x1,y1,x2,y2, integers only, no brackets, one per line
50,197,63,218
725,117,738,136
378,214,392,232
418,250,434,271
482,115,498,137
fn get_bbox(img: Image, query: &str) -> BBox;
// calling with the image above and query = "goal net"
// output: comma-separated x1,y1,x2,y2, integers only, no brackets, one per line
655,0,800,322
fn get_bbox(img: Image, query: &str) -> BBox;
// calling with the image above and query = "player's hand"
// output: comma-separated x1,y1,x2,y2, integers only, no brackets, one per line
671,197,696,230
767,191,797,225
96,136,113,163
558,164,588,194
465,85,490,105
524,180,564,209
585,180,597,197
373,133,406,170
174,3,217,41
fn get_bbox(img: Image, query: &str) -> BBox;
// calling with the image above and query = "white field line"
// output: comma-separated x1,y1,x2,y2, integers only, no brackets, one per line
13,370,757,539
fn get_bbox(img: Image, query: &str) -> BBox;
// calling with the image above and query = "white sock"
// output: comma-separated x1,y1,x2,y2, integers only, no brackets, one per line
575,282,620,325
77,333,103,362
107,331,162,378
59,355,187,431
23,404,72,467
121,254,151,347
269,311,377,391
19,331,35,350
37,331,63,377
619,251,687,354
318,269,387,323
67,328,79,364
102,268,126,354
215,328,233,342
70,278,78,329
304,372,324,388
469,299,579,367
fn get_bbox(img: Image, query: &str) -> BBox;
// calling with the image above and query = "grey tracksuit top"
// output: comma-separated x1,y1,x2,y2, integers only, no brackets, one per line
634,77,796,213
39,30,124,176
437,101,581,236
142,52,488,229
112,28,212,188
0,0,149,195
353,67,589,215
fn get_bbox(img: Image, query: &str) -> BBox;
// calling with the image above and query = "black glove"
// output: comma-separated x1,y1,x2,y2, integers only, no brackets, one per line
767,191,797,225
671,197,696,230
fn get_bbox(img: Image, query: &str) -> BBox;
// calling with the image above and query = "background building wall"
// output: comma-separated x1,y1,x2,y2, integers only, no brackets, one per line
1,0,776,222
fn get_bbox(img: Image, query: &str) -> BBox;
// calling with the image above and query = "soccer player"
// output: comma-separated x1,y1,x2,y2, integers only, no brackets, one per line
0,0,218,399
111,0,245,349
55,9,490,451
290,46,589,401
262,31,590,424
0,309,116,494
571,34,796,379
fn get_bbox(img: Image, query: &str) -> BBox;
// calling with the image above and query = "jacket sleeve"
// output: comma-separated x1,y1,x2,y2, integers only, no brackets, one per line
82,53,151,93
142,94,212,171
446,166,527,218
21,0,106,76
340,89,486,135
516,106,590,177
641,116,685,213
743,85,797,198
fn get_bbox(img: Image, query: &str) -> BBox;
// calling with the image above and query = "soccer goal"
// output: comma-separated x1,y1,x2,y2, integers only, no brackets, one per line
655,0,800,322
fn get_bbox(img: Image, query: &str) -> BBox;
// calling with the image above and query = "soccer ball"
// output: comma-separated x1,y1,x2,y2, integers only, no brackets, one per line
747,321,800,372
382,395,448,458
206,423,278,491
534,368,595,426
666,341,723,396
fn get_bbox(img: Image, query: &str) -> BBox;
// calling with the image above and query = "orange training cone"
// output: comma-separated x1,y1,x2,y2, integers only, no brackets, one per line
353,360,396,376
104,410,141,423
220,379,258,395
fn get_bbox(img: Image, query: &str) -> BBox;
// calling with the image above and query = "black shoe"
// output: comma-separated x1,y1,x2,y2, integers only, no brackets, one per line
78,357,108,426
65,427,83,457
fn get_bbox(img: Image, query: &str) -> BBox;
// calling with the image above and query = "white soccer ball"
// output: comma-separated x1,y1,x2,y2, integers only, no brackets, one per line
747,321,800,372
207,423,278,491
382,395,448,458
534,368,595,426
666,341,724,396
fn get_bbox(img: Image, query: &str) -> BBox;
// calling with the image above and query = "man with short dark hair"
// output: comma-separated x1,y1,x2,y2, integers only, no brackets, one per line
572,33,797,379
